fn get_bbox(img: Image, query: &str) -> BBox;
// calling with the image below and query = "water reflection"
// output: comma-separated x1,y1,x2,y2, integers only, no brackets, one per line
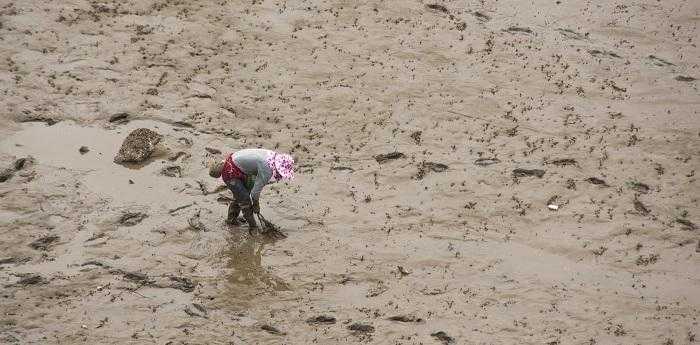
222,232,289,293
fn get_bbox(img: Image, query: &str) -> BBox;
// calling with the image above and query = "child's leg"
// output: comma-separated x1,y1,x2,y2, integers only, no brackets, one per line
226,178,257,229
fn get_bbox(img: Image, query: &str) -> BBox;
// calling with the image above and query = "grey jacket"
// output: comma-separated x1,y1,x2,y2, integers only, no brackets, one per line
232,149,273,201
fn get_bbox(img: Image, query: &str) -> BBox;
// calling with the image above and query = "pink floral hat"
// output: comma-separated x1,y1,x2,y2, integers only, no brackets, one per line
266,151,295,181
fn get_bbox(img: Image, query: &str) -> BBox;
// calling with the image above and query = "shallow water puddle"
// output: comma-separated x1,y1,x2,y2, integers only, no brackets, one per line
0,120,195,205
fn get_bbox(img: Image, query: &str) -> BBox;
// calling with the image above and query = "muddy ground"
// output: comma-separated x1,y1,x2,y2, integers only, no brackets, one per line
1,0,699,344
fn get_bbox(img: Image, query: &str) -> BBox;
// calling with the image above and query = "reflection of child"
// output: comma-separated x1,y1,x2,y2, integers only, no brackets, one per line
209,149,294,229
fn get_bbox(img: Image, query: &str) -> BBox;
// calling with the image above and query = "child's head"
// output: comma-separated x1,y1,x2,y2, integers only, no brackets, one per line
208,160,224,178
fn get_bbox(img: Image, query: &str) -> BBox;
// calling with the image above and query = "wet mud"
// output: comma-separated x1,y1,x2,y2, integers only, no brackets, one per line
1,0,699,344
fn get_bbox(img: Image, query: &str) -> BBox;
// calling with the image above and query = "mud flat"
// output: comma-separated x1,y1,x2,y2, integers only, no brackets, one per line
1,0,699,344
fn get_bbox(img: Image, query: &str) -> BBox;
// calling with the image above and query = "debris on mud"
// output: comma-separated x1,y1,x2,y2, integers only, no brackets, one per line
548,158,577,167
431,331,455,344
588,49,622,58
410,131,422,144
388,315,422,322
78,146,90,154
627,181,650,194
205,147,221,155
0,257,30,265
676,218,697,231
505,26,533,34
586,177,609,186
647,55,675,66
184,303,208,318
396,265,411,276
258,213,287,239
119,270,152,284
330,166,355,172
472,11,491,22
108,112,130,124
416,161,448,179
168,151,189,161
633,199,650,215
474,157,500,166
188,209,206,232
675,75,696,82
17,114,58,126
119,212,148,226
160,165,182,178
164,276,197,293
348,323,374,333
261,324,285,335
512,168,545,178
28,235,60,251
306,315,336,325
426,4,449,14
635,254,659,266
6,274,46,287
1,157,32,183
366,283,389,297
374,151,405,163
113,128,163,164
556,28,587,40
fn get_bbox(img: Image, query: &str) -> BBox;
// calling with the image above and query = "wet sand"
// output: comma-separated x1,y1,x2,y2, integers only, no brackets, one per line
1,0,699,344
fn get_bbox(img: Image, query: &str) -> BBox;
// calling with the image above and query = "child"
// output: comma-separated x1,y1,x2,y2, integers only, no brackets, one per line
209,149,294,229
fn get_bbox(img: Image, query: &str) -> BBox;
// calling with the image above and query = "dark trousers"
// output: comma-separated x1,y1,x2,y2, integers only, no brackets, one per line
225,178,256,228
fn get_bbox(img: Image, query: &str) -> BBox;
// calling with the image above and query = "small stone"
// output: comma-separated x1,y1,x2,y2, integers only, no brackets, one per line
79,146,90,154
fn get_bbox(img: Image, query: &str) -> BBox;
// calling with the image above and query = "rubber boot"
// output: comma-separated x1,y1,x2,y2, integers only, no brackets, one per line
226,202,240,225
242,207,258,230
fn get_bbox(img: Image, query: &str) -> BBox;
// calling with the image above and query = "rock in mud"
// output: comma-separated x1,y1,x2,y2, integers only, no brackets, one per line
78,146,90,154
512,168,545,178
261,324,285,335
160,165,182,178
348,323,374,333
119,212,148,226
29,235,60,251
586,177,608,186
306,315,336,325
374,151,405,163
431,331,455,344
388,315,422,322
474,158,500,166
675,75,696,82
113,128,162,164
